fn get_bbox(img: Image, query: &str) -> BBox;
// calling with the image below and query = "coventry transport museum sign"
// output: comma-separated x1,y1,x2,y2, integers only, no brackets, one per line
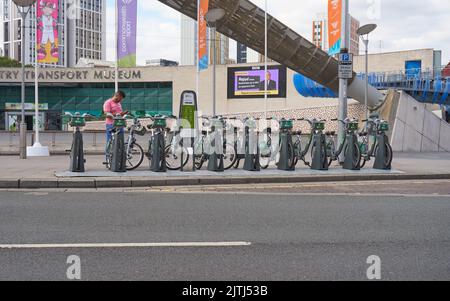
0,69,142,82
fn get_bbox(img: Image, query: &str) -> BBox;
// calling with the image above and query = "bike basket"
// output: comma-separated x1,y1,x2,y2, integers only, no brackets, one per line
313,122,325,131
153,118,167,128
280,119,293,130
245,119,257,129
348,122,359,131
378,122,389,132
134,126,147,136
211,119,223,128
113,118,127,128
70,117,86,127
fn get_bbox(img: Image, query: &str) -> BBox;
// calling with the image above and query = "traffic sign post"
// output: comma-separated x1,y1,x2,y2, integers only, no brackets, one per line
338,52,354,79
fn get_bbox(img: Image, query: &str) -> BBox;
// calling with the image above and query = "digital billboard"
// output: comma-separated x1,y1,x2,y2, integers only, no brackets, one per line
227,65,287,99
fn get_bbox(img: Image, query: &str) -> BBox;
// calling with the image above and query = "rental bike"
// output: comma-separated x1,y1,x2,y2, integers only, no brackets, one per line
105,113,146,171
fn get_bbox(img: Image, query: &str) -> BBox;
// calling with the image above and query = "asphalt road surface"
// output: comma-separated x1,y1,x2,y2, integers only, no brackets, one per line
0,184,449,281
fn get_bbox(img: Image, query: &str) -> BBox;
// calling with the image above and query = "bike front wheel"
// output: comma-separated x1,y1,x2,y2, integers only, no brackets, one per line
125,142,145,171
165,144,189,170
223,143,238,170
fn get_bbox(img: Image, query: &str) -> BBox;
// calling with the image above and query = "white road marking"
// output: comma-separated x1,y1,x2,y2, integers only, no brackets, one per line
0,242,252,249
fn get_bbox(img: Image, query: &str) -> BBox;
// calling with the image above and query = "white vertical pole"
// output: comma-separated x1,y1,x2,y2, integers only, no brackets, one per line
115,0,119,92
364,37,369,128
34,4,40,146
196,0,199,109
264,0,268,119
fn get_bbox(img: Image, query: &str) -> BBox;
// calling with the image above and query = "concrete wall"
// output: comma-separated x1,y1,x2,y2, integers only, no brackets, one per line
391,91,450,153
353,49,436,73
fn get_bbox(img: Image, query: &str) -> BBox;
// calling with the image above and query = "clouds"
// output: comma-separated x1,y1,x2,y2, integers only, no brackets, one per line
106,0,450,66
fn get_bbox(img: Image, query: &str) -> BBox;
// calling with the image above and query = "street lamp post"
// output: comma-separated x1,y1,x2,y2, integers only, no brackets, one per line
205,8,225,117
13,0,37,159
357,24,377,128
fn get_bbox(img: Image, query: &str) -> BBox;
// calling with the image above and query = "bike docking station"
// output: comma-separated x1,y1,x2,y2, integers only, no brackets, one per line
66,112,89,173
148,116,167,173
243,118,260,172
342,119,361,171
308,119,329,171
373,120,392,170
327,118,361,171
179,91,198,172
110,114,127,173
278,118,295,171
207,117,225,172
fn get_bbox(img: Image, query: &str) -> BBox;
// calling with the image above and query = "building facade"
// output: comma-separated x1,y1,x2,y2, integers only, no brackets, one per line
349,15,360,56
180,14,230,66
0,0,106,67
313,14,359,55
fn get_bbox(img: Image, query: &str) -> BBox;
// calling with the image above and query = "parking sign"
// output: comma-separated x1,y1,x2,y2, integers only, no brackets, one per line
338,52,353,79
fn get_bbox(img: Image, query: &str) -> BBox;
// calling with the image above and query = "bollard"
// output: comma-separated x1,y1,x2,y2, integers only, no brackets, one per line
110,115,127,173
243,119,260,172
278,119,295,171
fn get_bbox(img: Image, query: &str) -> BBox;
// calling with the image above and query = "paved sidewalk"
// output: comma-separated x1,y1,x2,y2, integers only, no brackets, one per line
0,153,449,189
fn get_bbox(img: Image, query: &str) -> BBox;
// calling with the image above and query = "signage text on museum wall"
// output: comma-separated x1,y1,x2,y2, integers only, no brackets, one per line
0,69,142,82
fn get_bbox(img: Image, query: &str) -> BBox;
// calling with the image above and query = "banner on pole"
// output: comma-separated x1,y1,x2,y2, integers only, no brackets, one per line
328,0,342,56
198,0,209,71
117,0,137,67
37,0,59,64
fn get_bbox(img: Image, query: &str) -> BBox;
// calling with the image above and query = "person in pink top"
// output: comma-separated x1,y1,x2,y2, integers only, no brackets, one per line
103,91,129,164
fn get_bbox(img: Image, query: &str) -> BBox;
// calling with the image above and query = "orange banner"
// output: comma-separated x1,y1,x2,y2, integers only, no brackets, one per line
328,0,342,55
198,0,209,71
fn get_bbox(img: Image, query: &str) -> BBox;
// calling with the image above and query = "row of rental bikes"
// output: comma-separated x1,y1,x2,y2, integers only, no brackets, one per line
66,112,393,173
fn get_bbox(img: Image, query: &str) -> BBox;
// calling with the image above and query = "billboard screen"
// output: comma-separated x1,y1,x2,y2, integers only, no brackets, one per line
227,65,287,99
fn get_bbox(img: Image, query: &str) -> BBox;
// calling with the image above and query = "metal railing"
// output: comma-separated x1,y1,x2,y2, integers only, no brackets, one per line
357,65,450,104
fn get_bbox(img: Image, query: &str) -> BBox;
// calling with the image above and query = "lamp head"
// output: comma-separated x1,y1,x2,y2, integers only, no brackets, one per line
357,24,377,36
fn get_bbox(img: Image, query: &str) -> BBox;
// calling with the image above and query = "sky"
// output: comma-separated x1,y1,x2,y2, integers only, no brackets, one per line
105,0,450,67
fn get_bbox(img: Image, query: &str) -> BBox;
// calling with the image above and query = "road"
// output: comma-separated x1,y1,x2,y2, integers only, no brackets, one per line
0,181,449,281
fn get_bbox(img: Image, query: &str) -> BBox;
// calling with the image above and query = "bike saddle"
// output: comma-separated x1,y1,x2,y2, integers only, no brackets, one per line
359,132,369,137
292,131,302,135
201,130,208,136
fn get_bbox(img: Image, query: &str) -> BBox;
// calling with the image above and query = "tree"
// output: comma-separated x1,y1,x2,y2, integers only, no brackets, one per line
0,56,23,67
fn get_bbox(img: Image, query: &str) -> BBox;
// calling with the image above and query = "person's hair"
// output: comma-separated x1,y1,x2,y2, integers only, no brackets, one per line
115,90,126,99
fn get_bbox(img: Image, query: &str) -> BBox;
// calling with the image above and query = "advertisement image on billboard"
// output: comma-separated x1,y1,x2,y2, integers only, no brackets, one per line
328,0,342,56
117,0,138,67
227,65,287,99
37,0,59,64
198,0,210,71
